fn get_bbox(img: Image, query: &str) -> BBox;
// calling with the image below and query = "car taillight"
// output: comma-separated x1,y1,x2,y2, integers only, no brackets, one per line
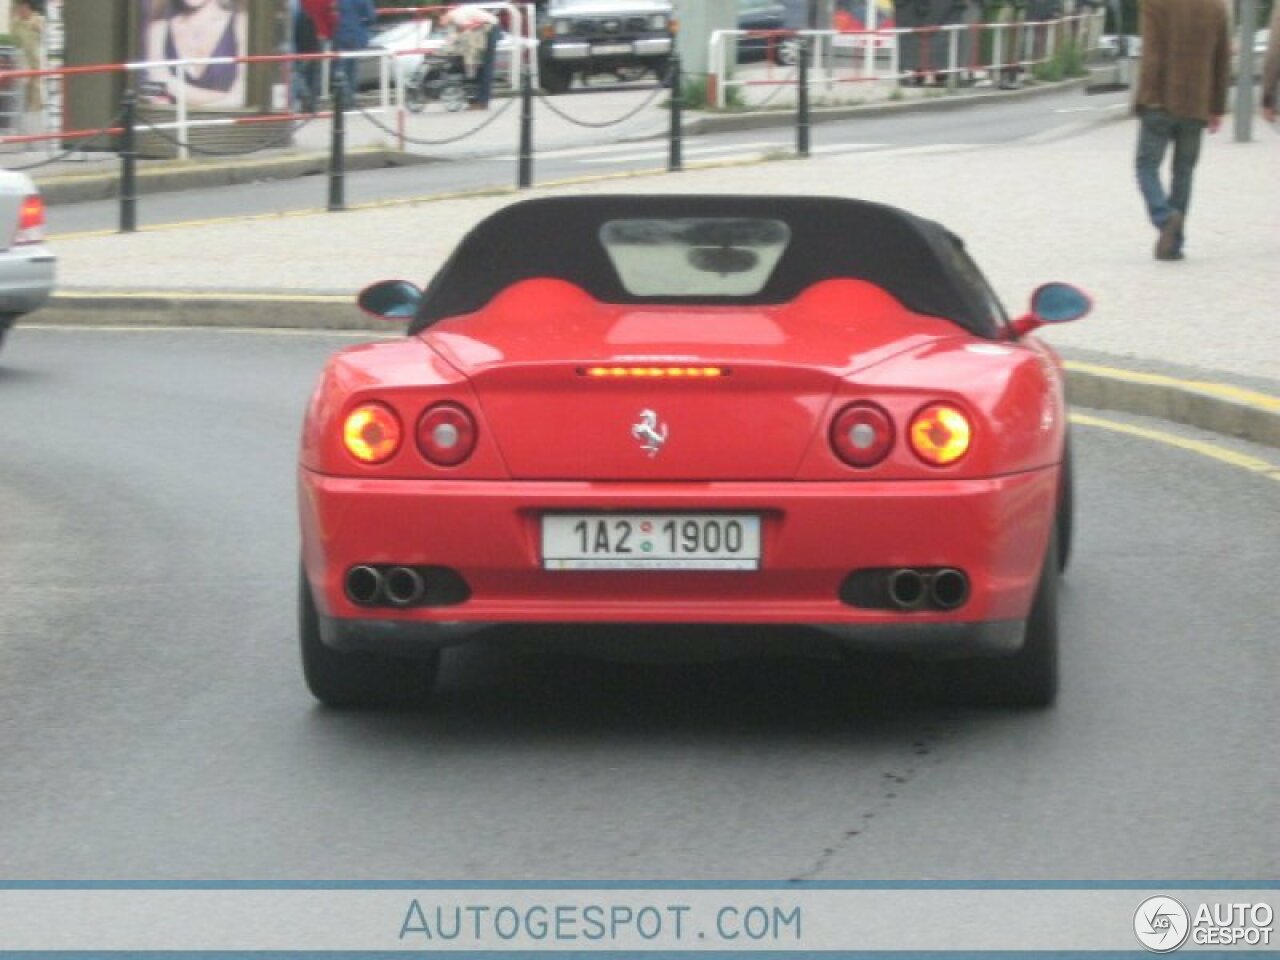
830,402,894,467
343,403,402,464
417,403,477,466
14,194,44,245
909,403,972,466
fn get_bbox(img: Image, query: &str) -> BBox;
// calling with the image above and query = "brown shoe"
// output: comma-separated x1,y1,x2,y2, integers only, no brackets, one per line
1156,210,1183,259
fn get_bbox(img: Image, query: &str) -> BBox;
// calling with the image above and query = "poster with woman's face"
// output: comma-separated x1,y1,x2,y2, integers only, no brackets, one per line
138,0,250,109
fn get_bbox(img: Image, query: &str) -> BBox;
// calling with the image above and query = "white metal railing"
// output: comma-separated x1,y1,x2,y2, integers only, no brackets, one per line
710,10,1106,109
113,2,537,160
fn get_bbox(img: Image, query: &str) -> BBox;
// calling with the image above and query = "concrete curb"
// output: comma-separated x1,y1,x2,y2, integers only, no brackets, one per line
27,293,1280,453
34,147,436,206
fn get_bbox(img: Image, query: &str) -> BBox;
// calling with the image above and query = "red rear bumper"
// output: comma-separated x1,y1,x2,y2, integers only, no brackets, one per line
300,468,1056,656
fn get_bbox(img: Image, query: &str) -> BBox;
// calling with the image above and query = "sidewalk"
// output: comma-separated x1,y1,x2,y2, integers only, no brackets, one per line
22,104,1280,450
9,73,1094,205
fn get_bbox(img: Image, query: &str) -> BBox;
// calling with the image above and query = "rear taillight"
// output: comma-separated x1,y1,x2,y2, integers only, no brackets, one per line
343,403,402,464
14,194,44,245
830,402,894,468
417,403,477,466
909,403,972,466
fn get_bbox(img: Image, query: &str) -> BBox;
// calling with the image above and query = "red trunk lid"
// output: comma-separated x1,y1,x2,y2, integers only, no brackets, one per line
421,280,959,480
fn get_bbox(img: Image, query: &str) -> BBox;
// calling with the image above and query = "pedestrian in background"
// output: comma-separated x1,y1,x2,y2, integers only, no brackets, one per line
441,4,500,109
292,0,322,112
1133,0,1229,262
1262,1,1280,124
10,0,45,127
333,0,376,99
301,0,337,45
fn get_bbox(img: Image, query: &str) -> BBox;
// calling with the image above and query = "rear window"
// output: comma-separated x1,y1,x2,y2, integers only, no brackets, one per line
600,217,791,297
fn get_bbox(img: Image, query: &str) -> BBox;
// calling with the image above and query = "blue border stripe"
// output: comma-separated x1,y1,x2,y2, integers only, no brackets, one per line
4,954,1275,959
0,881,1276,890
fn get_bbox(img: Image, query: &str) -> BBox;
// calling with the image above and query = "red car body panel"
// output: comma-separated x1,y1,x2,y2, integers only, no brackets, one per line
299,274,1066,652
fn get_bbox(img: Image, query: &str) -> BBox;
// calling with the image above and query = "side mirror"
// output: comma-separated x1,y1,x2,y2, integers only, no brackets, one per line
1008,282,1092,338
357,279,424,322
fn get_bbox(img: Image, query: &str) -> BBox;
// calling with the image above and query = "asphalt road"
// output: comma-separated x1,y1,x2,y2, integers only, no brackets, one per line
45,87,1131,238
0,327,1276,881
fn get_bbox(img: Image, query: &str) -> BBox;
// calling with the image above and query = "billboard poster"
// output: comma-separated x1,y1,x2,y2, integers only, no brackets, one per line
137,0,250,108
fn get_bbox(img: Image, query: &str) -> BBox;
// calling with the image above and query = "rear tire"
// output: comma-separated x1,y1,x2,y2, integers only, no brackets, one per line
929,527,1059,708
299,564,440,708
1057,432,1074,574
440,81,468,112
539,63,573,94
406,83,428,113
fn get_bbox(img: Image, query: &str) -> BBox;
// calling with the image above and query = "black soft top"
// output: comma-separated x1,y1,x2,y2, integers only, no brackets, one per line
409,195,1006,338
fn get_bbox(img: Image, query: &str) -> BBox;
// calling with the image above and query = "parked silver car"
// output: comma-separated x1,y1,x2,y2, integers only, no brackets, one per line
0,169,55,353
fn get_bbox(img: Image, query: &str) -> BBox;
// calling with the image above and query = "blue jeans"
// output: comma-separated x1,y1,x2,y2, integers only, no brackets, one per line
1135,108,1205,252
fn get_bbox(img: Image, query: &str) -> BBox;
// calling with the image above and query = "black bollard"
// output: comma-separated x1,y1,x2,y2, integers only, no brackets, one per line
119,90,137,234
668,54,683,172
328,68,347,212
518,66,534,189
797,38,810,158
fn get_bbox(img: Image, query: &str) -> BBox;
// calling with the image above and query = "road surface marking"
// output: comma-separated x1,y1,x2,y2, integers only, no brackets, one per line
1070,412,1280,482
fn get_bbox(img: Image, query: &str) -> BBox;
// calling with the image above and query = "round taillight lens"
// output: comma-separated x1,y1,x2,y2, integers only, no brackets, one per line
909,403,972,466
830,402,894,468
343,403,402,464
417,403,477,466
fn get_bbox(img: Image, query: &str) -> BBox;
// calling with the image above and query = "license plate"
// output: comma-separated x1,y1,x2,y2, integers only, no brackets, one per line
542,513,761,570
591,43,633,56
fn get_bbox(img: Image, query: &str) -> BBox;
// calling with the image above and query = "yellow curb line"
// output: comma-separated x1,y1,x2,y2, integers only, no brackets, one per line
1069,412,1280,482
46,156,780,242
53,291,350,304
1065,361,1280,412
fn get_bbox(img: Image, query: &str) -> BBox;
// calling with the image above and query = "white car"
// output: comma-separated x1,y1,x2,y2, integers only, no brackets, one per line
0,169,55,353
1099,33,1142,59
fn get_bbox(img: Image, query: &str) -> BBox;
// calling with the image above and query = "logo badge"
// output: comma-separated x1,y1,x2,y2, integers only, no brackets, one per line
1134,896,1191,953
631,409,668,458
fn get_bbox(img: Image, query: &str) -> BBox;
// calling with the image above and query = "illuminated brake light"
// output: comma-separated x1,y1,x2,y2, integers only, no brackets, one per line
343,403,402,464
417,403,477,466
14,194,44,245
583,366,727,379
909,403,972,466
830,402,894,468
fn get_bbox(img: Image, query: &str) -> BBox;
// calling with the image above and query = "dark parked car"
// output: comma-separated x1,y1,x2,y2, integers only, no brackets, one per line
736,0,801,64
537,0,674,93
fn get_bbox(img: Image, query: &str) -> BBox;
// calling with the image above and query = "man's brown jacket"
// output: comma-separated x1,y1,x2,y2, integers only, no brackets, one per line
1136,0,1230,122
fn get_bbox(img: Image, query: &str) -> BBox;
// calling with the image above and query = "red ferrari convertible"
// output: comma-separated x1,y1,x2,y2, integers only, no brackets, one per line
298,195,1090,708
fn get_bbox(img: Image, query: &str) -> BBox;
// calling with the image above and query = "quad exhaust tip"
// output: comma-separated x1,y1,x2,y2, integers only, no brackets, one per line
345,565,384,606
383,566,426,607
930,568,970,610
882,567,971,611
887,568,928,611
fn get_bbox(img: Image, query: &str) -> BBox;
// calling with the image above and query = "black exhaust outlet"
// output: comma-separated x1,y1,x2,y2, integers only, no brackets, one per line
345,565,384,606
383,566,426,607
930,568,970,610
887,568,928,610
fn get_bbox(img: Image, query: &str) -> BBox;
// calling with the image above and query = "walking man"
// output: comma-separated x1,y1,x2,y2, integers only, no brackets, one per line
333,0,376,100
1262,1,1280,124
1133,0,1230,261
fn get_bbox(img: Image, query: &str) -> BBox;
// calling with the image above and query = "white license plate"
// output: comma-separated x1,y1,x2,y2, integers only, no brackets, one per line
591,43,633,56
542,513,761,570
